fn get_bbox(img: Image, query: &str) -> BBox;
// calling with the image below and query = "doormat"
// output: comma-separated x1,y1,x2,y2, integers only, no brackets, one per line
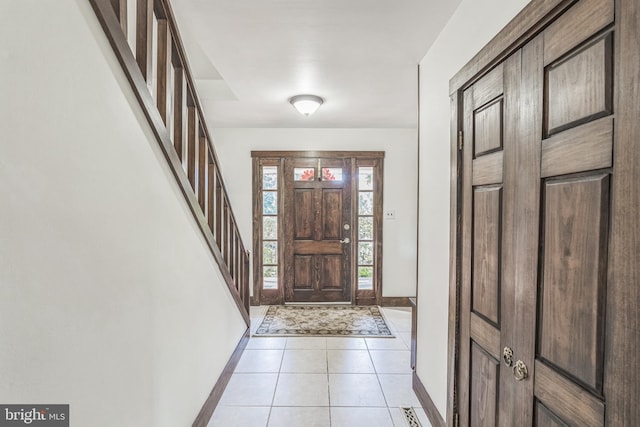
253,305,394,337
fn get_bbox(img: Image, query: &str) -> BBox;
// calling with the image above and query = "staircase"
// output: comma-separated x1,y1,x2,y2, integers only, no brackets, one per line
89,0,251,325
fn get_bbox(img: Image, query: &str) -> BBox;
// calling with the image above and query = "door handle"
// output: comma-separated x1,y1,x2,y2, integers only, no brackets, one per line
503,347,528,380
340,238,350,244
513,360,528,381
503,347,514,367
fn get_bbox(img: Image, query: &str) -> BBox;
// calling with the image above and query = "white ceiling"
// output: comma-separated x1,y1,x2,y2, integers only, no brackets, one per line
170,0,461,128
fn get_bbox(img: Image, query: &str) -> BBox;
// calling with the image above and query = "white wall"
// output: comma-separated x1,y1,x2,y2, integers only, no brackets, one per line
211,128,418,297
416,0,530,417
0,1,247,426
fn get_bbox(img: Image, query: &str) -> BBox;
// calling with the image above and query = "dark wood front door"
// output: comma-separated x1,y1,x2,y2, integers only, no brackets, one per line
282,157,352,302
454,0,637,425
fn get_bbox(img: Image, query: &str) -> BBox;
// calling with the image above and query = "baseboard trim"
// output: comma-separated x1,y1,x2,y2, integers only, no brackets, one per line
192,328,250,427
381,297,414,307
413,371,446,427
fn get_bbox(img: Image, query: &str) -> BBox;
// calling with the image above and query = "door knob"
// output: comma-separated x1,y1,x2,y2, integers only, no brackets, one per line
502,347,514,367
513,360,528,381
340,238,350,244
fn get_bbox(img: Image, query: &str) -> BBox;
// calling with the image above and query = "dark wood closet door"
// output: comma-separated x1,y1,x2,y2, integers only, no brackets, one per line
282,158,352,302
458,53,511,427
457,0,620,425
529,2,614,424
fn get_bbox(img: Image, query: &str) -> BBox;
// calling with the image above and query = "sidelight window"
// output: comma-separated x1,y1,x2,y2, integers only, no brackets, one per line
357,166,375,290
261,165,279,289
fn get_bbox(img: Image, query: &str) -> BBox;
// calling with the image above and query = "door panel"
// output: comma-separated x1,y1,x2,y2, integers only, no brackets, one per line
545,34,613,136
320,255,342,289
293,190,314,239
539,174,609,392
535,403,568,427
294,256,313,289
283,158,352,302
474,99,503,156
322,189,342,239
470,343,499,427
472,186,502,326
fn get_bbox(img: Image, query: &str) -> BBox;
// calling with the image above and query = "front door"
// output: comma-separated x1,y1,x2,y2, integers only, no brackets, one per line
282,157,352,302
457,0,622,424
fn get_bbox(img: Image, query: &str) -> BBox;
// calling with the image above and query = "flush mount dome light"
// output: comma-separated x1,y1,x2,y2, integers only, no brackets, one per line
289,94,324,116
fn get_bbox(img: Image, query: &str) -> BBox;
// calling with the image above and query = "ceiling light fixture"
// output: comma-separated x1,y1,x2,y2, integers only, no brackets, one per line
289,94,324,117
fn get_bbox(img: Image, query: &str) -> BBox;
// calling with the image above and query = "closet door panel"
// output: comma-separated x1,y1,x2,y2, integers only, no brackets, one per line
539,174,609,392
545,34,613,136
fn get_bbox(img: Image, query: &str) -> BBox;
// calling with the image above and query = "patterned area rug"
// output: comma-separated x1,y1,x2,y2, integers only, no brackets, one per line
254,305,394,337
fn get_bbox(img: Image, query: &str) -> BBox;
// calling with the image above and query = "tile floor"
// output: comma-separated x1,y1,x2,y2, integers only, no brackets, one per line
209,306,432,427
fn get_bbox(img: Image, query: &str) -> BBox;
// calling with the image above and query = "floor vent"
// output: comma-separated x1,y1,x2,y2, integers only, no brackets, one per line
400,407,422,427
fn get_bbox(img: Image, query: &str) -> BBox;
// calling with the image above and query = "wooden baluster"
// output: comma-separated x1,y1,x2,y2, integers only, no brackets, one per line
244,251,250,312
237,237,242,290
237,238,242,290
156,11,171,124
227,207,233,270
136,0,152,81
238,243,244,296
109,0,127,35
186,101,197,189
172,60,186,161
215,171,223,251
207,159,215,232
230,226,236,282
223,199,230,264
235,232,240,286
228,206,233,271
198,132,207,210
235,235,240,288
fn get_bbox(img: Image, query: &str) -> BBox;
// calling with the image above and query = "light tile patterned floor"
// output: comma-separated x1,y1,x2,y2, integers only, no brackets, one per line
209,306,432,427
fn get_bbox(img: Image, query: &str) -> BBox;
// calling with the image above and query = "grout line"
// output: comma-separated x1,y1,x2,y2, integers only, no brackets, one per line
265,406,273,427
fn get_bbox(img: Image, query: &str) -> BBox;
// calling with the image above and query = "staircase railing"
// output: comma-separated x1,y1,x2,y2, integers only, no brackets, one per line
89,0,251,325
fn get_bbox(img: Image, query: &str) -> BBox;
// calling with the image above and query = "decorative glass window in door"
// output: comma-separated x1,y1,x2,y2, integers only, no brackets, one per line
321,168,343,181
294,168,315,181
262,166,278,289
357,166,374,290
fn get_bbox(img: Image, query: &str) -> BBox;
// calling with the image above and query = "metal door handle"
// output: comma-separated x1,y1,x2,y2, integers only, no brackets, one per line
340,238,350,244
503,347,514,367
513,360,528,381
